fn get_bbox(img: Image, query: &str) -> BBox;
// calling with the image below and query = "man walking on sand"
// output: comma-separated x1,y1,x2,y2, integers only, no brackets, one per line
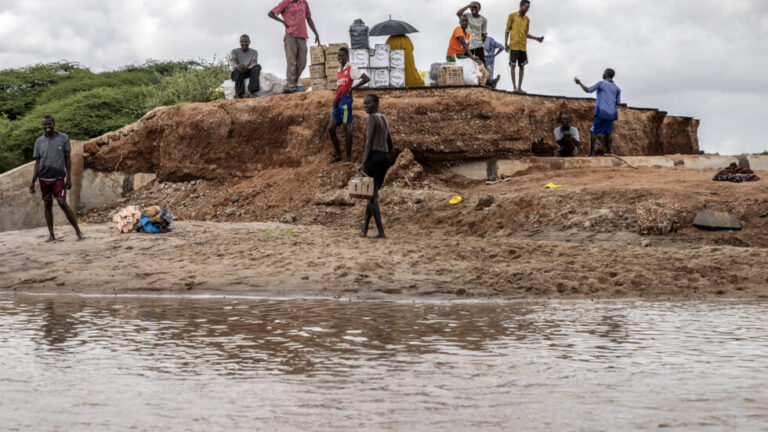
268,0,321,94
231,34,261,99
28,116,85,242
505,0,544,94
328,47,370,163
575,69,622,156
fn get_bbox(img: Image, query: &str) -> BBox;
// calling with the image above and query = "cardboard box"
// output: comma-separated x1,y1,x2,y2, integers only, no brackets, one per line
390,50,405,68
311,79,327,90
350,49,370,68
369,49,390,69
325,43,349,56
389,68,405,88
325,65,341,77
348,176,375,199
325,58,342,69
309,64,326,79
326,77,337,91
372,68,390,88
438,65,464,86
310,45,326,65
374,43,391,54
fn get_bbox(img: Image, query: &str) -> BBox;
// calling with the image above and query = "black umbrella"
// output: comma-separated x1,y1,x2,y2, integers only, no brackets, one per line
369,16,419,37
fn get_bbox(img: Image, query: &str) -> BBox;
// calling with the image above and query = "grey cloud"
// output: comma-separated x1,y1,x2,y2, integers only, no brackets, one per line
0,0,766,154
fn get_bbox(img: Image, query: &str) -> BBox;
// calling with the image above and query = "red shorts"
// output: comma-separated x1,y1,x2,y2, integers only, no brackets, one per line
39,178,66,201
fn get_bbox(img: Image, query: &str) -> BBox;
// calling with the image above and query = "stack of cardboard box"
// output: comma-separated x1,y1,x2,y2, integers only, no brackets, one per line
351,44,406,88
437,65,464,86
309,45,327,90
324,43,348,91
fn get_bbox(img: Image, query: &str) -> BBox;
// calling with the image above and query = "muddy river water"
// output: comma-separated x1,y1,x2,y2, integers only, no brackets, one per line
1,295,767,431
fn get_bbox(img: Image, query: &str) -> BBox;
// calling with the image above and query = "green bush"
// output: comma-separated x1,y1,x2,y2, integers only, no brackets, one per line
0,59,226,173
144,58,229,110
0,62,88,120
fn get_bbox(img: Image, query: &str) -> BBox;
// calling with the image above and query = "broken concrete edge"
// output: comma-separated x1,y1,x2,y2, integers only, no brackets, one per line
449,155,768,181
350,86,698,120
0,150,156,232
692,212,743,231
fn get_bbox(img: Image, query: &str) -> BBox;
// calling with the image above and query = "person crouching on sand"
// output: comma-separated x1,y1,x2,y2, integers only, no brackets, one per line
28,115,85,242
328,47,370,163
359,94,393,239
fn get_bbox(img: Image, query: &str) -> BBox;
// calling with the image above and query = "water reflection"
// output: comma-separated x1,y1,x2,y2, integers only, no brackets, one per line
1,296,767,431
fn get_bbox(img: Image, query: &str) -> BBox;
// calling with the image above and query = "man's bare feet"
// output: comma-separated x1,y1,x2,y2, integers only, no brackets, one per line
360,231,368,238
329,154,343,164
76,232,86,241
45,236,55,243
372,233,386,239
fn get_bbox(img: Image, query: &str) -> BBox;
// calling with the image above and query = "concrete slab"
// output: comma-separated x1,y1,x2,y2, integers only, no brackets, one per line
1,142,155,232
693,212,742,231
449,155,768,181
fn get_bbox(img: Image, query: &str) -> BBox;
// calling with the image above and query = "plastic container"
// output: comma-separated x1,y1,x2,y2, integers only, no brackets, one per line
349,19,370,50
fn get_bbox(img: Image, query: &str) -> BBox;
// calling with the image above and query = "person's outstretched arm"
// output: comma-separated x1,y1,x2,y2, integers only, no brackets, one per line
574,78,594,93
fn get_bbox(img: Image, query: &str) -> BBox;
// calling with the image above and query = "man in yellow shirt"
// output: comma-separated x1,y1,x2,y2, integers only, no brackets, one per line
505,0,544,94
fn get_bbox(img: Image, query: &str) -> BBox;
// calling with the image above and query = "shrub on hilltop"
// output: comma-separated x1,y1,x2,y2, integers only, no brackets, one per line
0,59,228,173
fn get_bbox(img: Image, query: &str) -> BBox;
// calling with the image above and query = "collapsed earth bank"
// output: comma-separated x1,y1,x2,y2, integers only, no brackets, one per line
84,88,699,181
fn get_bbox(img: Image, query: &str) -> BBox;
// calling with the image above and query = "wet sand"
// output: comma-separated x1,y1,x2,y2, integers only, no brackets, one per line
2,221,767,300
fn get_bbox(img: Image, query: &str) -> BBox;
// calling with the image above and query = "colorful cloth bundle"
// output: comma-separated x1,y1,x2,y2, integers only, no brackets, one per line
112,205,174,233
713,163,760,183
112,206,142,233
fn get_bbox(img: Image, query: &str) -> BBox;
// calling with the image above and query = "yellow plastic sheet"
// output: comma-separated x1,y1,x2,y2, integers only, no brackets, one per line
385,35,425,87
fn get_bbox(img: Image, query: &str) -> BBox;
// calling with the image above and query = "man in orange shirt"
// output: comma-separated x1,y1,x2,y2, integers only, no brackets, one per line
446,15,477,63
505,0,544,94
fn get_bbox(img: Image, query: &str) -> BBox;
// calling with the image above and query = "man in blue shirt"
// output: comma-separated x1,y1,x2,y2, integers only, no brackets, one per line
482,34,504,88
575,68,621,156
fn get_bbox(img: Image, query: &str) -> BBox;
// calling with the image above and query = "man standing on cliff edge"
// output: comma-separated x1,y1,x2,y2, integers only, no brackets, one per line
28,115,85,242
269,0,321,94
575,68,622,156
505,0,544,94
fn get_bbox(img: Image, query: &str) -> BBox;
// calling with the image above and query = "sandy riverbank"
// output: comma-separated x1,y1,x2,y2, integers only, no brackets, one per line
2,219,767,300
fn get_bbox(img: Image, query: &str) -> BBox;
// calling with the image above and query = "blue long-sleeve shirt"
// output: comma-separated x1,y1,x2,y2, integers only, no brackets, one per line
588,79,622,120
483,36,505,68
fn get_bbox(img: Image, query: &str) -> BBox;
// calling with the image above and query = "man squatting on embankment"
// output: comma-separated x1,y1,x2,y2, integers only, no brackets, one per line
28,116,85,242
230,34,261,99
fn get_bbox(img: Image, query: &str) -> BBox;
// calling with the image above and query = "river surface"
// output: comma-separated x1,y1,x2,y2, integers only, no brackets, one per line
1,295,767,431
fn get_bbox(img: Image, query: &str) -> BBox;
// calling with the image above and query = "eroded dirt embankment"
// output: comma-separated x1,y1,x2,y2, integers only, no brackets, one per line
83,88,698,181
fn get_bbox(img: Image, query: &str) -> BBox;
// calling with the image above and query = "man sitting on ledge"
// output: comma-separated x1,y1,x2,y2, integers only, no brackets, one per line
554,113,580,157
231,34,261,99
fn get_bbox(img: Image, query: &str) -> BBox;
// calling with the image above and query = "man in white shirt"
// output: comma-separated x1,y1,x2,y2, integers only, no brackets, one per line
553,114,580,157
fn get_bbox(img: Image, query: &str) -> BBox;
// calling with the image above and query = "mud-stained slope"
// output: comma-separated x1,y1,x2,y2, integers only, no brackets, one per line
84,88,698,181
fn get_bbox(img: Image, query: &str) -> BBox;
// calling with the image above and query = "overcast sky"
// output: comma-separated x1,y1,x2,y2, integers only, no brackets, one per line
1,0,767,154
